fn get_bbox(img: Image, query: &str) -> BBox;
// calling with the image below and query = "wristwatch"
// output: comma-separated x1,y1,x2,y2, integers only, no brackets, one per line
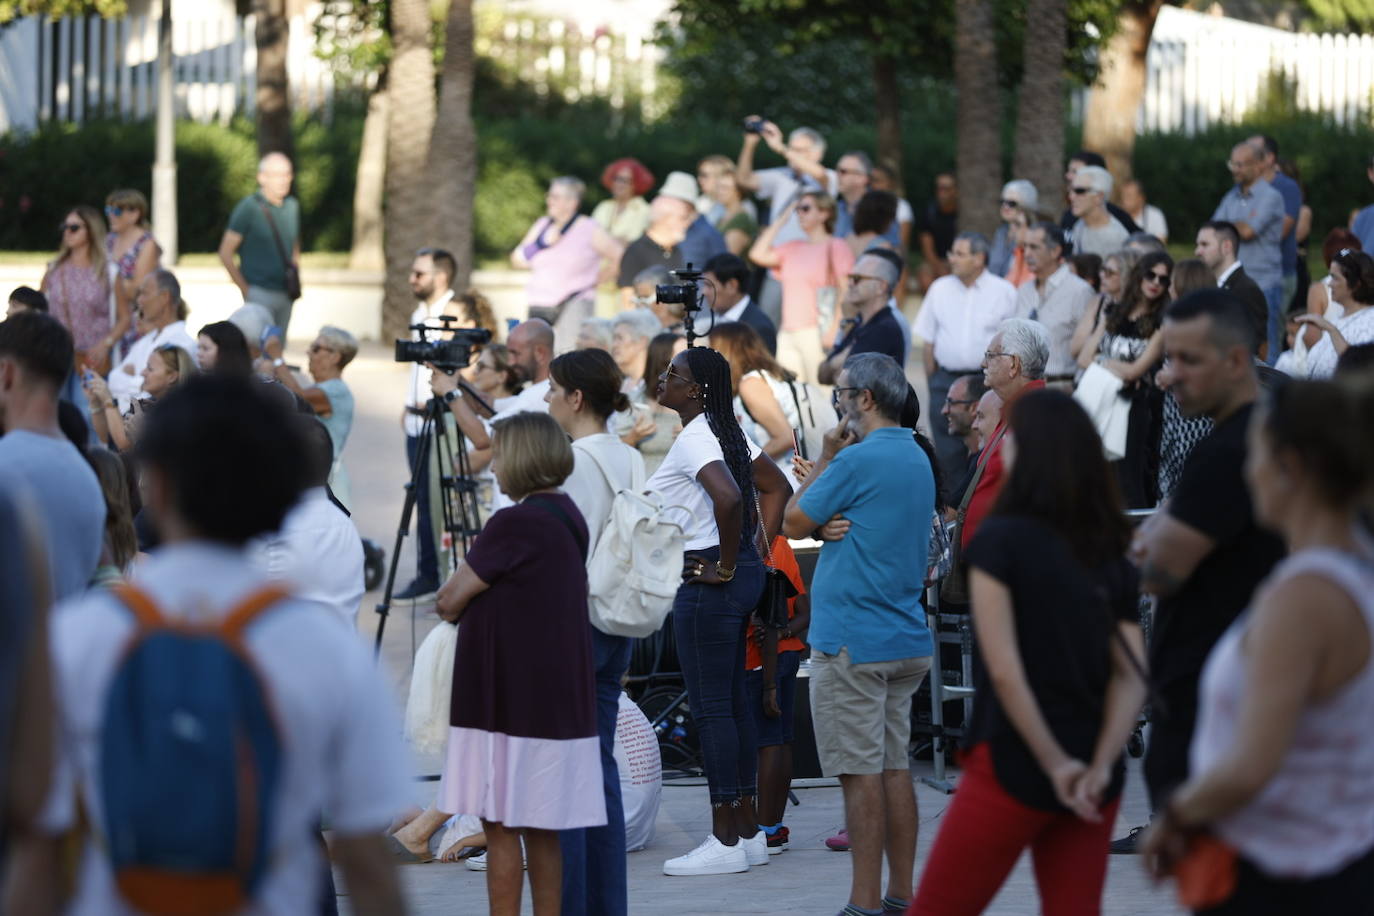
443,389,460,405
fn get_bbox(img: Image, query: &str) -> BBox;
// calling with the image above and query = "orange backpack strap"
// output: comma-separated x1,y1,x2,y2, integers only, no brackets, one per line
111,584,165,629
220,586,291,641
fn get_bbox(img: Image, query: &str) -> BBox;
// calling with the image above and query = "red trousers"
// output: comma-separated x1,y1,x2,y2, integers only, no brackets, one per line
910,743,1121,916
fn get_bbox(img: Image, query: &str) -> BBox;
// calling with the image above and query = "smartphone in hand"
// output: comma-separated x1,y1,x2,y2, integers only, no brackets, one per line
791,427,803,456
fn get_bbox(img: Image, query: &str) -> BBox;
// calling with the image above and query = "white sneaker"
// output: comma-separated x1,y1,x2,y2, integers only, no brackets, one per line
663,835,750,876
740,832,769,866
464,848,525,872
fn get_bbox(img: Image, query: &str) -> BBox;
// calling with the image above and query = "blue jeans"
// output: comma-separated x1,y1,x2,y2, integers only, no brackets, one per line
672,544,766,803
559,627,632,916
404,435,438,585
1263,282,1285,365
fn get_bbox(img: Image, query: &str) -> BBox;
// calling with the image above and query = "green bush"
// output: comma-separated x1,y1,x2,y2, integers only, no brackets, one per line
3,105,1370,260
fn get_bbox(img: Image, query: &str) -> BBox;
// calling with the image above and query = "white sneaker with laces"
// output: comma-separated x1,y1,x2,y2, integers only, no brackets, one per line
740,832,769,866
663,835,750,876
463,851,487,872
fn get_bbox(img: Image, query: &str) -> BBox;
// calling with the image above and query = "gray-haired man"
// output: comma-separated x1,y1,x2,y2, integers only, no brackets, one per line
914,231,1017,485
218,152,301,333
818,253,908,385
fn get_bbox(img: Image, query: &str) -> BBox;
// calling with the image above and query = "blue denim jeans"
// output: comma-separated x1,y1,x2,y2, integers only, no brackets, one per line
1263,282,1285,365
672,544,766,803
559,626,632,916
404,435,438,585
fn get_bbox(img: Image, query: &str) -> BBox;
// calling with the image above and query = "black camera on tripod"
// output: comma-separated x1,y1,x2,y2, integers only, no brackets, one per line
655,265,705,314
394,316,492,371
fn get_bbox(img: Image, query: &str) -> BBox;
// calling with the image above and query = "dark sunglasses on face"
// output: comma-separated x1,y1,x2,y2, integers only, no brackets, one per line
999,198,1019,207
60,222,83,233
1069,186,1094,196
105,205,123,216
1145,271,1169,283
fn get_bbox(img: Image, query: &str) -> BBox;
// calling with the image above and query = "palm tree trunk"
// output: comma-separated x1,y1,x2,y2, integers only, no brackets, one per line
426,0,477,293
1013,0,1067,215
253,0,293,160
955,0,1002,237
1082,1,1164,192
382,0,437,339
349,73,388,272
872,51,904,197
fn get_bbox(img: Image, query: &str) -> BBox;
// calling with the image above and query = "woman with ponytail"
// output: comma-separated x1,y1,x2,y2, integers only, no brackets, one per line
649,345,791,877
545,348,646,915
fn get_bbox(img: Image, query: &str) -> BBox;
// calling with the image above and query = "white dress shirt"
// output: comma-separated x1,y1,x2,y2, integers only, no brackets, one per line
1216,260,1242,287
248,487,367,625
913,269,1018,371
1014,263,1096,378
718,295,752,324
107,320,199,411
405,289,457,437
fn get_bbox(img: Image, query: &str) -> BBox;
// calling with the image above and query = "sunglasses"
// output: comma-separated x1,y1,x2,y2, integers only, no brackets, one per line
1145,271,1170,283
1069,186,1094,196
105,205,124,216
661,367,692,385
999,198,1019,207
60,222,84,233
308,343,336,354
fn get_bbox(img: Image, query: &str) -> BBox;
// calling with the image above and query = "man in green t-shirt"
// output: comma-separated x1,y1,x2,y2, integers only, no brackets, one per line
218,152,301,333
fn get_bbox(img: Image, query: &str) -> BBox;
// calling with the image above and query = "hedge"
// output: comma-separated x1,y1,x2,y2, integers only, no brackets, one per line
2,106,1370,259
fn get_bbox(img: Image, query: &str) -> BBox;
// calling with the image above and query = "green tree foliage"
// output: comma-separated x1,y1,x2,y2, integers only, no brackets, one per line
0,0,124,22
1299,0,1374,30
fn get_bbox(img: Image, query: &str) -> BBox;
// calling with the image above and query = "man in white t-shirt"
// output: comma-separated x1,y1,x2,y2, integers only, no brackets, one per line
249,416,366,627
30,375,409,916
106,269,198,411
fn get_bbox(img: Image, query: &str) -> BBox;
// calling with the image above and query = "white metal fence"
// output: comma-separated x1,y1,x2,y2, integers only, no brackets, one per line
0,11,338,132
1137,5,1374,133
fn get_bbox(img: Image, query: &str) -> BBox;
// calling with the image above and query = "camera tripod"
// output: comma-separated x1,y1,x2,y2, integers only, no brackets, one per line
373,387,483,654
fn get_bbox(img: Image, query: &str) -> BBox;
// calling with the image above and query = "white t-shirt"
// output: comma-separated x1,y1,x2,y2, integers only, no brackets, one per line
40,542,410,916
107,320,199,411
405,290,457,437
645,413,761,550
563,434,646,548
247,487,367,626
487,377,553,513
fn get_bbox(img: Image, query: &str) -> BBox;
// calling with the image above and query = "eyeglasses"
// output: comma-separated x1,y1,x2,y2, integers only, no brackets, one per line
60,222,83,233
984,350,1014,362
308,343,336,354
1069,187,1094,196
661,366,693,386
104,205,124,216
831,386,862,407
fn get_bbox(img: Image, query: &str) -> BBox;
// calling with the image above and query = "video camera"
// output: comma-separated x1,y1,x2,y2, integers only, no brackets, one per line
655,265,706,315
394,316,492,371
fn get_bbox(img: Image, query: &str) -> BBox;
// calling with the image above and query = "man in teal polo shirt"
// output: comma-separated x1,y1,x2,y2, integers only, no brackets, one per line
218,152,301,333
783,352,934,916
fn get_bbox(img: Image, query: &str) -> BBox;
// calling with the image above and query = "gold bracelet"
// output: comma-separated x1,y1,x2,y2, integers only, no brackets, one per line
715,561,736,582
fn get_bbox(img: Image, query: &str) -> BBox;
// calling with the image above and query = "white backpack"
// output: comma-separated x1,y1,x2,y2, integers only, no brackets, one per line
579,446,688,638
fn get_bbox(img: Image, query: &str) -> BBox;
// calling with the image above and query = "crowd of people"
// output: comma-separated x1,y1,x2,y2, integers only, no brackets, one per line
5,112,1374,916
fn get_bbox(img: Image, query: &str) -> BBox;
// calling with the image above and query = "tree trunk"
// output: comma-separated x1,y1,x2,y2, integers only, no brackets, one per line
1081,0,1164,195
426,0,477,293
954,0,1001,237
253,0,293,160
872,51,904,197
382,0,438,339
1013,0,1067,217
349,74,388,272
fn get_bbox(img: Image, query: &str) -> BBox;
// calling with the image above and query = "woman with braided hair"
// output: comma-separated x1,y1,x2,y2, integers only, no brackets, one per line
649,344,792,877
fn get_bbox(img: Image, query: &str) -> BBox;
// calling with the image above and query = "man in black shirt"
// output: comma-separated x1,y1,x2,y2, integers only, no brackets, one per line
818,253,906,384
1112,290,1285,852
917,172,959,293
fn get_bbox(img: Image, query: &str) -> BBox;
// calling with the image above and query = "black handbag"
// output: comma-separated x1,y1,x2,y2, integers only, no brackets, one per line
753,492,797,629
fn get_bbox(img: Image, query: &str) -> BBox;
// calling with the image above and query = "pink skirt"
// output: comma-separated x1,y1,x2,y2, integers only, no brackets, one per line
438,726,607,830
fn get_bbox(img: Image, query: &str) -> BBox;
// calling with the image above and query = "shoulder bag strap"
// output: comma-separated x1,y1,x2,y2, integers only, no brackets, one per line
221,585,291,640
530,497,589,562
752,489,775,567
256,195,294,271
949,424,1007,563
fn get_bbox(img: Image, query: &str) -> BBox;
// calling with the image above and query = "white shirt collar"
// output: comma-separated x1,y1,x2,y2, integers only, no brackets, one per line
410,289,457,326
720,295,752,323
1217,261,1242,286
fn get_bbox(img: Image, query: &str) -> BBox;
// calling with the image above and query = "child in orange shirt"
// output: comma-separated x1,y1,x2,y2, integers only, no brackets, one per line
744,536,810,853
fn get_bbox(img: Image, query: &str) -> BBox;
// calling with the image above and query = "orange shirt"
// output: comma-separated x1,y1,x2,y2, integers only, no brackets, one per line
745,536,807,670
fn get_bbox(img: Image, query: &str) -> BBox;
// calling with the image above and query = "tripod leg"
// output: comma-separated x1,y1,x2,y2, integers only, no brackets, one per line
374,414,433,655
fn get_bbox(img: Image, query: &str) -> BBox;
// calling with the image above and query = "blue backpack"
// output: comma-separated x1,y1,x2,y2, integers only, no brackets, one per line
100,584,287,915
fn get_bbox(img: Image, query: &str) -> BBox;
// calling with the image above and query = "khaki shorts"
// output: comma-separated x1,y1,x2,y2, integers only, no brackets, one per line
810,648,931,776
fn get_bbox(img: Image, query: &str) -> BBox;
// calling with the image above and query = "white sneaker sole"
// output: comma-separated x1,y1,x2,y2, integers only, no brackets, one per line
663,856,750,876
742,838,769,867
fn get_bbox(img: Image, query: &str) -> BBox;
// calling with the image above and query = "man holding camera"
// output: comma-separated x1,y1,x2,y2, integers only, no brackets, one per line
736,117,838,326
396,247,464,601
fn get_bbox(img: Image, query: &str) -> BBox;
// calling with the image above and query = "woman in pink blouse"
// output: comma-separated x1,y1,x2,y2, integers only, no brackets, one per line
42,205,113,373
748,191,854,384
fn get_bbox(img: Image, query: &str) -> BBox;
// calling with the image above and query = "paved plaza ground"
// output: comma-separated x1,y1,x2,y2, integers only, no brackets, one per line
330,342,1184,915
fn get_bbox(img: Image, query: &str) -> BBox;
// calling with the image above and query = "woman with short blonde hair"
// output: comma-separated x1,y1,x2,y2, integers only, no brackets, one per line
435,410,602,914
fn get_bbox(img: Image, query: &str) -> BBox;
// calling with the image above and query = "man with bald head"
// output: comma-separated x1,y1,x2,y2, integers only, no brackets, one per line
818,252,907,385
219,151,302,333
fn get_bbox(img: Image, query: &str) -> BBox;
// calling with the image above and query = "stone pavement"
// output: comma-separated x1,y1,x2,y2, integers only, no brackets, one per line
327,343,1184,915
